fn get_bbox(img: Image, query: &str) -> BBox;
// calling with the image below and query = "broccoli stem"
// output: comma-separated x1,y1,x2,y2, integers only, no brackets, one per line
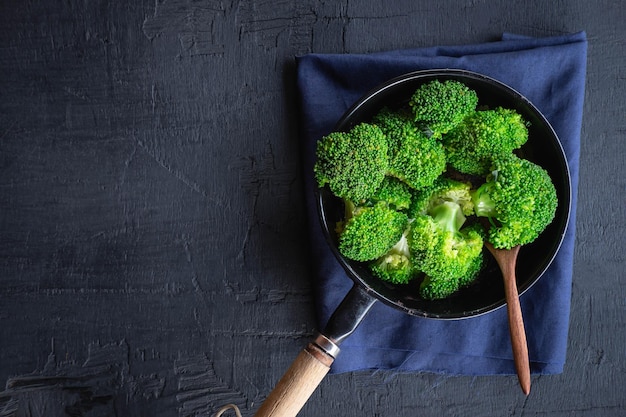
471,183,498,218
429,201,466,233
389,231,411,259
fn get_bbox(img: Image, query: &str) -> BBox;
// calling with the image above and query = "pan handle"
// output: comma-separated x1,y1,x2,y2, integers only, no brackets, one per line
322,283,378,344
253,284,377,417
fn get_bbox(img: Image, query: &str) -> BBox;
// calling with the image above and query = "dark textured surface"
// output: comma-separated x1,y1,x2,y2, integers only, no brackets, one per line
0,1,624,416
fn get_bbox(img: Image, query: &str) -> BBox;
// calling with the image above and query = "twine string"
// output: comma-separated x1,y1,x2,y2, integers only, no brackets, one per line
214,404,243,417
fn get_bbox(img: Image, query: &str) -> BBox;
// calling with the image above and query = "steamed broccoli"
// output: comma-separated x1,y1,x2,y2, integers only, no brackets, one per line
373,108,446,190
406,178,484,300
338,201,409,262
443,107,529,175
315,78,558,302
457,250,485,287
409,80,478,138
369,231,415,284
368,176,413,211
314,122,388,202
471,154,558,249
408,177,475,219
419,230,484,299
409,211,485,300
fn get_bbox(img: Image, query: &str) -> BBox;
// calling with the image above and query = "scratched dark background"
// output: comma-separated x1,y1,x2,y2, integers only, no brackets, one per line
0,1,624,416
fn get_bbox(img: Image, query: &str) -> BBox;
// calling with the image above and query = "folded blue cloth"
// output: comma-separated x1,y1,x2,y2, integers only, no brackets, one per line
296,32,587,375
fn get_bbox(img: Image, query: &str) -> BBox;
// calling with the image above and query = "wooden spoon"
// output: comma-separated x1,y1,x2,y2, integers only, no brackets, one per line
484,242,531,395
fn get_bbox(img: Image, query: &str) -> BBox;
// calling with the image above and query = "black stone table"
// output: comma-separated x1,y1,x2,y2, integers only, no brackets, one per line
1,1,624,416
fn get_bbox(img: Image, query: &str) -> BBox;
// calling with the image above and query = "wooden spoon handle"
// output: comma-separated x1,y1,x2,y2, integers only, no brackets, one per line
253,343,334,417
499,249,531,395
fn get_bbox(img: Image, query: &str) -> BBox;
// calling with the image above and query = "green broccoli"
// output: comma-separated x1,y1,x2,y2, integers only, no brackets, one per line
406,179,484,299
408,177,475,219
373,108,446,190
471,154,558,249
410,214,485,300
338,201,409,262
409,79,478,138
369,231,415,284
336,177,411,235
368,176,413,211
443,107,529,175
314,79,558,302
314,122,388,202
457,249,485,287
420,232,484,299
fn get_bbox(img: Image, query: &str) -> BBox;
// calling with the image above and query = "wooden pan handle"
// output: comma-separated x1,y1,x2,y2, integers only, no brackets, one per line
253,342,334,417
254,285,376,416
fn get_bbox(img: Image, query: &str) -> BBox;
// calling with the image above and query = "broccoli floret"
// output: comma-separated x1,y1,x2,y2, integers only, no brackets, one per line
338,201,409,262
418,274,458,301
471,154,558,249
407,188,484,300
419,230,484,299
368,176,413,211
409,80,478,138
314,122,388,202
373,108,446,190
337,177,411,235
369,232,415,284
408,177,475,219
411,214,485,300
457,242,485,287
443,107,529,175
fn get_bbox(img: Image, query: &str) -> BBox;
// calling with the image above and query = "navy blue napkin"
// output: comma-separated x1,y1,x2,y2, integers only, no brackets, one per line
296,32,586,375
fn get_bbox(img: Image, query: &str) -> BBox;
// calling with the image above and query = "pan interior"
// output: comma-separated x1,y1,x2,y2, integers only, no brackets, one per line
316,70,571,319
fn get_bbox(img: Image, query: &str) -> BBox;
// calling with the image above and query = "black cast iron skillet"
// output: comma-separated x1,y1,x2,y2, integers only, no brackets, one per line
253,69,571,417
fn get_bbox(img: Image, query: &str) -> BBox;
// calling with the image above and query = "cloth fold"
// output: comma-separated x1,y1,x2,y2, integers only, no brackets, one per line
296,32,586,375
